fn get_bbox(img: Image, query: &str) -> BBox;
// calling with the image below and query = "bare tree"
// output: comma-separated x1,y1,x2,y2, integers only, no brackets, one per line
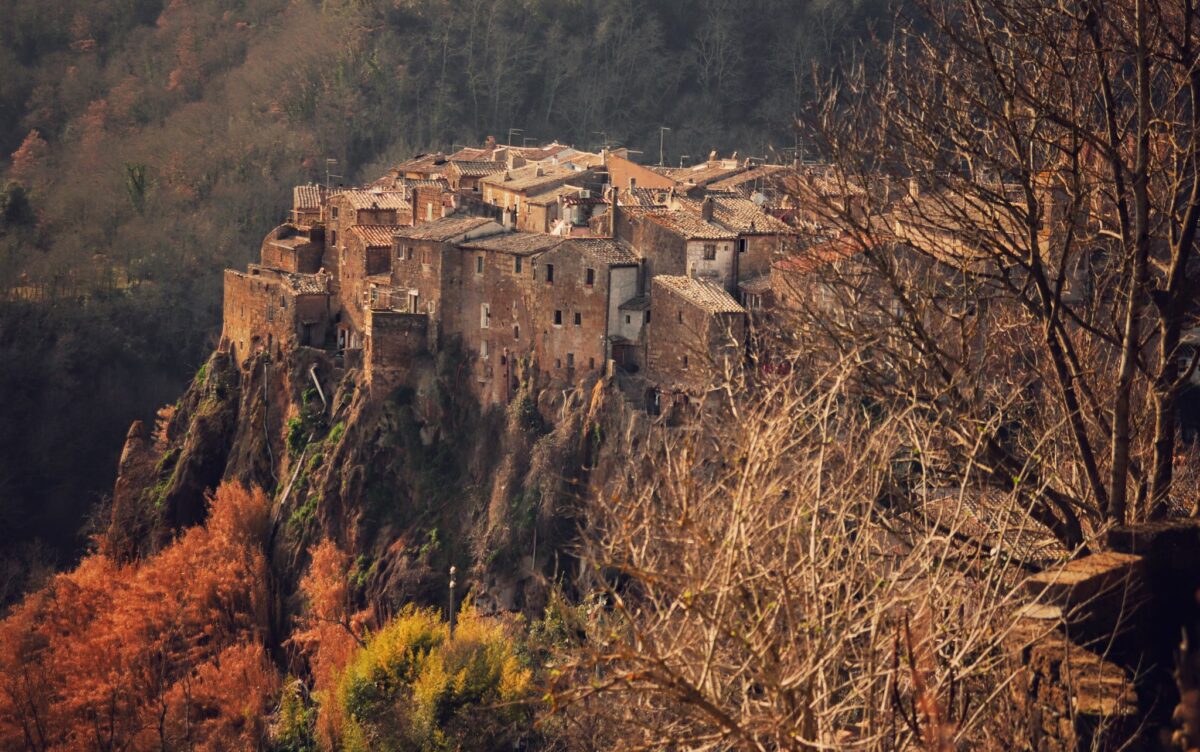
791,0,1200,545
549,361,1048,749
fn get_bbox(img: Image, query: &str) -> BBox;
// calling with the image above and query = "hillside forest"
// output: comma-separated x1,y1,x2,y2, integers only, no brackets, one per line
0,0,881,596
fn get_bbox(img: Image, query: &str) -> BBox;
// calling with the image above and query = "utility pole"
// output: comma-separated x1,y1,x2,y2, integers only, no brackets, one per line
659,126,671,166
448,565,457,640
679,154,691,168
325,158,341,193
593,131,609,151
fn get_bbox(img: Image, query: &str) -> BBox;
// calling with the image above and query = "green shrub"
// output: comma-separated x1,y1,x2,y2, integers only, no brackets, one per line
336,606,532,752
272,678,318,752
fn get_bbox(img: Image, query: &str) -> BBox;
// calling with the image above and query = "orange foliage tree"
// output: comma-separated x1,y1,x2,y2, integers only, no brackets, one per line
0,483,280,751
288,539,372,750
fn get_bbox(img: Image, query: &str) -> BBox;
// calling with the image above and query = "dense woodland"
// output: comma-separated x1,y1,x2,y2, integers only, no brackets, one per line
0,0,881,595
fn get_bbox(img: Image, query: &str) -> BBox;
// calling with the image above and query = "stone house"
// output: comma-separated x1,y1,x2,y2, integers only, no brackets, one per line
389,215,507,349
524,238,640,392
647,275,746,394
292,184,325,226
479,163,595,229
324,189,410,284
338,224,404,344
449,232,565,404
259,223,324,274
222,266,332,362
672,194,797,289
445,161,506,194
616,208,738,290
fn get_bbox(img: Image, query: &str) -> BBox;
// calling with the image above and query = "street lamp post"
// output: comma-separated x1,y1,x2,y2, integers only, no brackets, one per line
448,565,457,640
659,127,671,166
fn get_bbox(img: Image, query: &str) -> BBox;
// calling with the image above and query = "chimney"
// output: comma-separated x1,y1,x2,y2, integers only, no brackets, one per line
534,166,544,177
701,197,714,222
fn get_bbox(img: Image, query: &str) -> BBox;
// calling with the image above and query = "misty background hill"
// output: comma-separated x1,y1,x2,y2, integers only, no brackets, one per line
0,0,881,594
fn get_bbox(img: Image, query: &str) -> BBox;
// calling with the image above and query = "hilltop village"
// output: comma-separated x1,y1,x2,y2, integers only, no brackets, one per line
221,139,827,411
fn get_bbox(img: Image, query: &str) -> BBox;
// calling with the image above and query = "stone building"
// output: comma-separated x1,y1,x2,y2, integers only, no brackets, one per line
673,194,796,283
524,238,639,391
647,275,746,394
324,189,410,281
616,207,738,289
389,215,506,349
479,163,595,230
292,184,325,226
338,224,404,344
222,266,331,362
445,160,506,194
259,223,324,274
364,308,429,390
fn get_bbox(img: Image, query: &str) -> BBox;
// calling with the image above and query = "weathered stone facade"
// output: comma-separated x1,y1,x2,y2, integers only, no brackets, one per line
222,266,331,362
647,275,746,393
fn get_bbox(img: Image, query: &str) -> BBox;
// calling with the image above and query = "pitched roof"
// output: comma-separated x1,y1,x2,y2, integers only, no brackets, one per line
677,195,794,235
393,153,448,175
708,164,791,192
653,275,746,314
561,238,639,266
632,209,737,240
619,186,670,207
293,184,324,210
281,272,331,296
479,163,587,193
738,273,772,295
459,232,565,256
657,161,748,187
339,190,410,211
447,160,507,178
526,184,586,205
350,225,405,247
395,215,500,242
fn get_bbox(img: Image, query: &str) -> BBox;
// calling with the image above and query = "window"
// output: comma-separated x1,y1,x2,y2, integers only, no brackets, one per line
574,312,582,326
678,311,683,323
683,355,689,369
625,315,631,324
421,249,430,265
409,292,419,313
585,268,595,286
330,229,338,246
546,264,555,283
481,303,490,329
645,311,651,323
476,255,484,275
481,340,489,358
738,238,747,254
514,257,523,273
331,207,339,219
426,203,434,221
554,310,563,326
703,243,717,260
280,296,286,309
406,246,414,260
555,358,562,369
513,324,520,340
589,357,595,369
567,353,575,369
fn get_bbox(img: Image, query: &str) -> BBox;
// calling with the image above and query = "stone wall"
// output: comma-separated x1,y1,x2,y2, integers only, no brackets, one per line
364,309,429,389
647,279,745,393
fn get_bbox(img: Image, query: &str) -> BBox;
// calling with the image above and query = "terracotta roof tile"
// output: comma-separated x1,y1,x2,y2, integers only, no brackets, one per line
708,165,790,192
338,190,410,211
677,195,794,235
459,232,565,256
631,209,737,240
293,184,324,210
653,275,745,314
479,163,589,193
349,225,405,247
561,238,639,266
395,215,502,242
447,161,507,178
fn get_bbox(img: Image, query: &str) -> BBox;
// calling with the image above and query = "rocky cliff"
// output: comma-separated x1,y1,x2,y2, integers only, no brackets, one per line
105,343,632,634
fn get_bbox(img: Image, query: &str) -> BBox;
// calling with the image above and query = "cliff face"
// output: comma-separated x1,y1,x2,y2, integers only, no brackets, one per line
106,342,627,628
